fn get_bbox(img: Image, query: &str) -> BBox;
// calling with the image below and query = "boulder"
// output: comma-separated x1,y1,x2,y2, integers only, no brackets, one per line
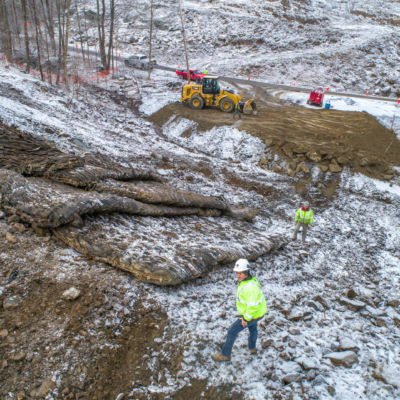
295,356,319,370
3,295,22,309
295,163,310,174
339,337,359,352
281,373,301,384
306,151,322,163
324,351,358,367
339,297,365,311
329,162,342,173
62,287,81,301
286,307,304,321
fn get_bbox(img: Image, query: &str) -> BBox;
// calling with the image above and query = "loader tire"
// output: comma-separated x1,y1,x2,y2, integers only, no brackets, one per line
190,96,204,110
219,98,234,113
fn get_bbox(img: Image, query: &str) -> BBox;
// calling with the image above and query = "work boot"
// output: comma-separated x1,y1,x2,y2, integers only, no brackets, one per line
250,348,257,355
212,353,230,362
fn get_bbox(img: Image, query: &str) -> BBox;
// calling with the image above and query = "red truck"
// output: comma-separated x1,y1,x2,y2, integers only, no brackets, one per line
176,68,205,83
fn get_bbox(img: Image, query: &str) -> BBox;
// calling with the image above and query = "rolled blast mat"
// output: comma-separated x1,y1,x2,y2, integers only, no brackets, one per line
0,170,223,228
0,170,257,228
53,213,286,285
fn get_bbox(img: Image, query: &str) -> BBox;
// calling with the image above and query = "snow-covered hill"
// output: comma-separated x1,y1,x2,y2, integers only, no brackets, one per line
72,0,400,97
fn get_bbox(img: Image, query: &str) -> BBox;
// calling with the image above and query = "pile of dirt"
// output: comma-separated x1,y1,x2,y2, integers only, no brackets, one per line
149,97,400,182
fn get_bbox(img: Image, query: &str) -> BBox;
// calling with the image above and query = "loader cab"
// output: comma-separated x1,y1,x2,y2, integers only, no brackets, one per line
202,76,220,95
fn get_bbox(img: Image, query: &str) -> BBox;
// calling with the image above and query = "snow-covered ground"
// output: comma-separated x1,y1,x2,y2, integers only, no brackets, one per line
1,58,399,399
72,0,400,99
280,91,400,139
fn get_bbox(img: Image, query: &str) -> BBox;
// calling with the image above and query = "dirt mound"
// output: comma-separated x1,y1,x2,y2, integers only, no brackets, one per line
149,100,400,181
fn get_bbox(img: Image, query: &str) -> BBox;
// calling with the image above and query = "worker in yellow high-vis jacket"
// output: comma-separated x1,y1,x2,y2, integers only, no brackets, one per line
292,201,314,242
212,259,267,362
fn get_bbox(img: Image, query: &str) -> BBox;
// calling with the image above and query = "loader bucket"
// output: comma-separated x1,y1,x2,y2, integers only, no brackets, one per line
243,99,257,115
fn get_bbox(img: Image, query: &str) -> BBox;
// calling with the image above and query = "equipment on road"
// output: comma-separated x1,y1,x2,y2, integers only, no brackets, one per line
233,258,250,272
176,68,205,83
180,76,256,115
307,87,325,107
124,54,156,70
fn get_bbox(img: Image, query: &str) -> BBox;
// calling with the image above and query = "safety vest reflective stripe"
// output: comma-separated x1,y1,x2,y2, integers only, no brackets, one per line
246,298,264,307
299,210,312,220
244,311,252,320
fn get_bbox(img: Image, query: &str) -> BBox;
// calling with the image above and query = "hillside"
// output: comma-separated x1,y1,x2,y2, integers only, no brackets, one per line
1,1,400,399
70,0,400,98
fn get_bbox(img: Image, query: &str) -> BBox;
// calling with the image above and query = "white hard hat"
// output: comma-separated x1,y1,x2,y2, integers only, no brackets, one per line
303,201,309,207
233,258,250,272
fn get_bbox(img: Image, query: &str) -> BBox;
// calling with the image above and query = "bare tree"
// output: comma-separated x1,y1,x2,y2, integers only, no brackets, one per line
31,0,44,80
147,0,154,80
96,0,116,70
74,0,86,62
107,0,115,70
40,0,56,56
55,0,63,84
1,0,14,62
178,0,190,84
96,0,107,69
63,0,72,89
21,0,30,72
10,0,21,48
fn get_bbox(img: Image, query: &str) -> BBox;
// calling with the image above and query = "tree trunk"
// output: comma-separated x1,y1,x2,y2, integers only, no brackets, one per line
10,0,21,48
21,0,30,72
147,0,153,80
55,0,63,84
31,0,44,81
63,0,72,89
1,0,13,62
74,0,86,62
96,0,107,69
107,0,115,70
178,0,190,84
41,0,57,56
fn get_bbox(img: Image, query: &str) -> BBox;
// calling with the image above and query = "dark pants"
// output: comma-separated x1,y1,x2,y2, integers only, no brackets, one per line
233,109,241,119
221,318,258,357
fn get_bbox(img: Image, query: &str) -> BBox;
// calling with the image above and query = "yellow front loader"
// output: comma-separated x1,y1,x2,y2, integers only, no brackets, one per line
180,76,256,114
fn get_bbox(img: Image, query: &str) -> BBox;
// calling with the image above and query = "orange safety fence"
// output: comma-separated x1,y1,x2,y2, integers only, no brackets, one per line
5,56,116,86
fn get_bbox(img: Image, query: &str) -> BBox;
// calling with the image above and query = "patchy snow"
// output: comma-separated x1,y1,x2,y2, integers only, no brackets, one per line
85,0,400,99
279,90,400,137
1,0,400,396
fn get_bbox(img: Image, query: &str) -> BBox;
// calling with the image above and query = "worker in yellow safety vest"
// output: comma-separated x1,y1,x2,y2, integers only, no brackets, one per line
292,200,314,242
212,259,267,362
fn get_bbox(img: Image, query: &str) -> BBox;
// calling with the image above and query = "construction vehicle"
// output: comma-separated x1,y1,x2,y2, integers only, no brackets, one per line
307,87,325,107
180,76,256,115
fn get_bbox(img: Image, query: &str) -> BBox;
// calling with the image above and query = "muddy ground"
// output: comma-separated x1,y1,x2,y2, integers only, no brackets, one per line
149,85,400,183
1,81,400,399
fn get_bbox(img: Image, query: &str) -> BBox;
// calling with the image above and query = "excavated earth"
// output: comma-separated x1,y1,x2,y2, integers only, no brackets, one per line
1,80,400,399
149,85,400,183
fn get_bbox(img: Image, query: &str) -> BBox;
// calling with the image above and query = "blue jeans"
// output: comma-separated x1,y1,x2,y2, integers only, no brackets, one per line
221,318,258,357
